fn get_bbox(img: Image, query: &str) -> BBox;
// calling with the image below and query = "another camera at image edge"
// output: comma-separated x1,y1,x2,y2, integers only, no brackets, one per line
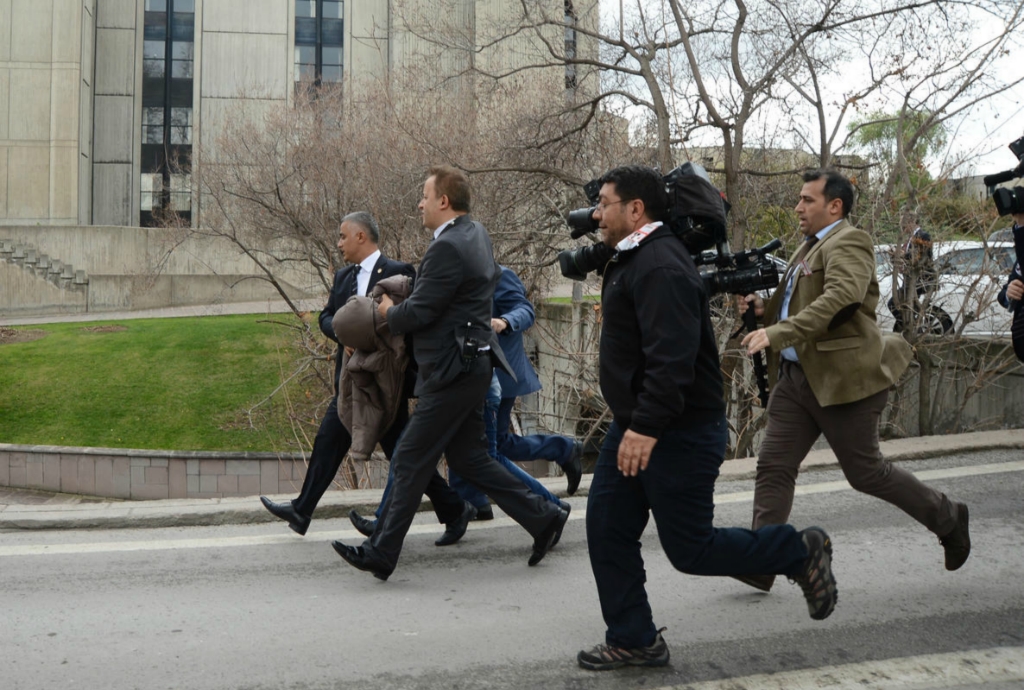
983,134,1024,216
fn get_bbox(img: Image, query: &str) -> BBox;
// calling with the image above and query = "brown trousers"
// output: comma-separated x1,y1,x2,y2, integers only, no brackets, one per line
754,360,957,536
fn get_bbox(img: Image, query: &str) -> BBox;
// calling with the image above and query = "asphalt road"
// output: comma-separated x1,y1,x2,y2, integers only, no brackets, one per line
2,449,1022,690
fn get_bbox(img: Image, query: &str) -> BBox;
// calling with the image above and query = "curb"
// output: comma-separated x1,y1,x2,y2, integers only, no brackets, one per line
2,429,1023,531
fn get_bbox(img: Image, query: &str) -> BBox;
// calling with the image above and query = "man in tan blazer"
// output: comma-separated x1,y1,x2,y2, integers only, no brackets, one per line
737,170,971,591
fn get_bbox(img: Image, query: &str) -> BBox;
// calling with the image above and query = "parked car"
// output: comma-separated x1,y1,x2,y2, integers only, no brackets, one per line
876,241,1016,337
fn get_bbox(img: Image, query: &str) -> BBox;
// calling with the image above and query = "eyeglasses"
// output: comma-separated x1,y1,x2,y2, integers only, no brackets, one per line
595,199,631,213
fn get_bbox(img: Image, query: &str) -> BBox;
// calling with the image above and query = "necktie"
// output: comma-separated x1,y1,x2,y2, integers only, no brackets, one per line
782,235,819,287
350,266,360,297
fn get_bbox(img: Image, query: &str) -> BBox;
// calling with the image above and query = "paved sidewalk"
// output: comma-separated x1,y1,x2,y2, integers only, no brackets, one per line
2,429,1021,531
0,298,324,327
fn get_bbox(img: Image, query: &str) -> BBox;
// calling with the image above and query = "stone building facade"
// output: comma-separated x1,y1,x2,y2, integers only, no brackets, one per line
1,0,596,228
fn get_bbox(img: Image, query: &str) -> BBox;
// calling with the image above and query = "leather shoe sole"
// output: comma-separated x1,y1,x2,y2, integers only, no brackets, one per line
260,496,310,536
331,541,393,581
730,574,775,592
564,441,583,496
348,509,377,537
436,501,477,546
529,507,569,566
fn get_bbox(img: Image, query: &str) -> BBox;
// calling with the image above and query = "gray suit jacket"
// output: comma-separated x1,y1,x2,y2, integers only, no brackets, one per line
385,214,513,395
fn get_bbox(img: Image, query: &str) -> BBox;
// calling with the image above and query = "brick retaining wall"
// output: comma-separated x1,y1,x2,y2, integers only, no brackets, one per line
0,444,313,500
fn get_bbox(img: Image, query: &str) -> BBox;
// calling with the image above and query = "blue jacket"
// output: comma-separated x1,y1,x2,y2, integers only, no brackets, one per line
493,266,542,398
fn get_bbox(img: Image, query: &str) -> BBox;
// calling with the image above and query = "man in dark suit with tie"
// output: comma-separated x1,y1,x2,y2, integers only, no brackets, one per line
737,170,970,592
331,166,569,580
259,212,468,539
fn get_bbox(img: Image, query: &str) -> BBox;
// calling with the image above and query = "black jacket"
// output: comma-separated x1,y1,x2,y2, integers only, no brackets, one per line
599,226,725,437
997,224,1024,311
319,253,416,390
385,214,513,396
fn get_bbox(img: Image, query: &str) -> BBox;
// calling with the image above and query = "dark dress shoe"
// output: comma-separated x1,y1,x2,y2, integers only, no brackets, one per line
529,507,569,566
259,496,310,536
435,501,477,546
564,441,583,496
331,541,393,581
730,574,775,592
348,509,377,537
941,502,970,571
474,504,494,521
551,501,571,547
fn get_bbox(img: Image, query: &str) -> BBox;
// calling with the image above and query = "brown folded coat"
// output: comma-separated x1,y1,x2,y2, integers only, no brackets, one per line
332,275,413,461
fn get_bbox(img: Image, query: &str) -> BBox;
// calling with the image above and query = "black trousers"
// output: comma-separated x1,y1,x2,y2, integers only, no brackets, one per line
292,395,463,524
368,357,560,569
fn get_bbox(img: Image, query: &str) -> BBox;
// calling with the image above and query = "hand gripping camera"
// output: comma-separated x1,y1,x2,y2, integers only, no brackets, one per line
983,134,1024,216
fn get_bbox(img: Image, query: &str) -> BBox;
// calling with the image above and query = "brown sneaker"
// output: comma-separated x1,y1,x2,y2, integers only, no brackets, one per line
790,527,838,621
577,628,670,671
940,502,971,571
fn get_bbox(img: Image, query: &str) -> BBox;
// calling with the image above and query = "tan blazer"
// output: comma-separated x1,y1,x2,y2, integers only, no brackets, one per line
764,219,912,406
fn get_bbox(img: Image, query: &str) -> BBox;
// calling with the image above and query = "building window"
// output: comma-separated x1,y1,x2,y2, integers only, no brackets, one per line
295,0,344,92
564,0,578,92
141,0,194,226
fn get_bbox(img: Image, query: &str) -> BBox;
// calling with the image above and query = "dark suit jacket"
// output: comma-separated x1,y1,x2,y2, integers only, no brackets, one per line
385,214,513,396
493,266,542,399
319,253,416,390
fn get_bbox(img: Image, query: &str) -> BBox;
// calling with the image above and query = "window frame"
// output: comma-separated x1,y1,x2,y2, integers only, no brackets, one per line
295,0,344,89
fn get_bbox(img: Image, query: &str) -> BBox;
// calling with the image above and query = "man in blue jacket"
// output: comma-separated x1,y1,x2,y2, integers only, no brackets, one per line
490,267,583,496
448,266,581,520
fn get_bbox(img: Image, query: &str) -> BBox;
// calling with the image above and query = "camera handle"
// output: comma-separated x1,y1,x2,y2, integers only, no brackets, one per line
730,306,771,407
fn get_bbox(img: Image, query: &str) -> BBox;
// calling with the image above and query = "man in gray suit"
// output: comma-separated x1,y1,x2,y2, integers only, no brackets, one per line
331,166,569,580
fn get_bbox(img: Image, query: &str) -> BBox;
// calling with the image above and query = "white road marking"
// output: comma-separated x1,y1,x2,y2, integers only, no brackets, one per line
714,460,1024,505
656,646,1024,690
1,461,1021,558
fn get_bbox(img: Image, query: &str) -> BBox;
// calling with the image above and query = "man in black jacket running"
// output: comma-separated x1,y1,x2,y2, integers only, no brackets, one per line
577,165,838,671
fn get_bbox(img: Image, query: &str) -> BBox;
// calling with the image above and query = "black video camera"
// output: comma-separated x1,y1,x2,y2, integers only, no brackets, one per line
558,163,781,298
694,238,783,297
983,135,1024,216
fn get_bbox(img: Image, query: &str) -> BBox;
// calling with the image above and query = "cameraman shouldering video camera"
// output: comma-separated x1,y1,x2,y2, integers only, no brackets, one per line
577,165,838,671
996,211,1024,361
734,170,970,595
996,210,1024,311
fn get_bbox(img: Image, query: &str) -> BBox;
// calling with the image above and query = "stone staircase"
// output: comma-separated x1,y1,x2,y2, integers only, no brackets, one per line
0,238,89,289
0,238,90,316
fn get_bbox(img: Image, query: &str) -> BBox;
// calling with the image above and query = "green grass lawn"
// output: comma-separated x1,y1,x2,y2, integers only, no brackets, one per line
0,314,319,452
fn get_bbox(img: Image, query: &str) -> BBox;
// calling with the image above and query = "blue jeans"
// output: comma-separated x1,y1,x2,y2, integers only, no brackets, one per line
450,372,560,508
496,396,574,467
586,419,808,649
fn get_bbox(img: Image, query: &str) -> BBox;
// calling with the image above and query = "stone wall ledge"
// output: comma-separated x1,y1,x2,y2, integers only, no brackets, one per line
0,443,304,460
0,443,314,500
